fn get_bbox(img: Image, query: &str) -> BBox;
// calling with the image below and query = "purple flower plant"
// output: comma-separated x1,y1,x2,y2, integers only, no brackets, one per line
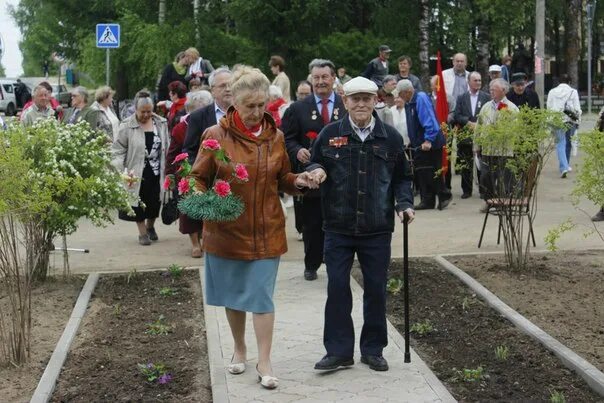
158,374,173,384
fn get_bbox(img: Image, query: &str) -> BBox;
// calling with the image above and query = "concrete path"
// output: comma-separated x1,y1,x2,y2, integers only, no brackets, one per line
201,261,456,403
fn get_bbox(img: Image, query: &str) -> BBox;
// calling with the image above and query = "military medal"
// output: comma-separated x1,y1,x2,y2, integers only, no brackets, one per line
329,136,348,148
312,110,317,120
333,108,339,120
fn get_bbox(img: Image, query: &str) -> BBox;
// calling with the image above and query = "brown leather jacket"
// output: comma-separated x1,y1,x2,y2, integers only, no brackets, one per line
190,108,299,260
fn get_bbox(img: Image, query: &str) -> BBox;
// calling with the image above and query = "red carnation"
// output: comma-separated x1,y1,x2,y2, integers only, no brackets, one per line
202,138,221,150
214,180,231,198
163,176,172,190
172,152,188,164
306,131,318,140
497,102,508,111
234,163,249,182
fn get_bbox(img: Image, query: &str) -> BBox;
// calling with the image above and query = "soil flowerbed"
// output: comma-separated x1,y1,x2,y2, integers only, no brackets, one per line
51,269,211,402
0,277,85,402
448,250,604,373
355,258,603,402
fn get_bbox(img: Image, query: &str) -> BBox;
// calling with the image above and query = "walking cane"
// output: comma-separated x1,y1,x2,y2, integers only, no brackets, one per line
403,215,411,363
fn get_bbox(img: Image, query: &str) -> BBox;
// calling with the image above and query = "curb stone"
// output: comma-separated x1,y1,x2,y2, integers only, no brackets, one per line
198,266,229,403
30,273,99,403
434,255,604,398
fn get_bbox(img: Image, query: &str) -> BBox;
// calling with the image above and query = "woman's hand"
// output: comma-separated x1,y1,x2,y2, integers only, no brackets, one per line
295,171,320,189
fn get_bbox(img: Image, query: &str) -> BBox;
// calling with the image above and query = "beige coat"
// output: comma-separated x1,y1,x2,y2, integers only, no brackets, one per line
111,113,169,205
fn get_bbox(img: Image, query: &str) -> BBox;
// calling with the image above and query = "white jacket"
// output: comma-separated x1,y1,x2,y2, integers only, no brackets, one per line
442,68,470,99
546,83,581,124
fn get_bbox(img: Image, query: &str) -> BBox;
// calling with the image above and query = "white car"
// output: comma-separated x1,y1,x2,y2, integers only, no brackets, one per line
0,79,18,116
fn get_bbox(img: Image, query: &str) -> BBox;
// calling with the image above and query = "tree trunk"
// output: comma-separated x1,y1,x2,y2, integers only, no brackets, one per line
159,0,166,25
565,0,582,87
475,16,491,82
418,0,430,90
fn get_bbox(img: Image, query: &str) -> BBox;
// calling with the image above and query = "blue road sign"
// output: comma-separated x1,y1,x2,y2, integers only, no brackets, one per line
96,24,120,48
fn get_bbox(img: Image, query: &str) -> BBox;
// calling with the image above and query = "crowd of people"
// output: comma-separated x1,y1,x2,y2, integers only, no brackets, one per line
4,44,603,389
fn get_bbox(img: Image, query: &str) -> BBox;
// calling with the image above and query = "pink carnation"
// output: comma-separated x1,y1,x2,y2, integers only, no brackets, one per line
163,176,172,190
213,180,231,198
172,152,188,164
201,139,221,150
234,163,249,182
177,178,190,195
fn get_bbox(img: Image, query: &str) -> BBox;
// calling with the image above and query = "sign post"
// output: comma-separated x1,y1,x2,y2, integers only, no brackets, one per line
96,23,120,86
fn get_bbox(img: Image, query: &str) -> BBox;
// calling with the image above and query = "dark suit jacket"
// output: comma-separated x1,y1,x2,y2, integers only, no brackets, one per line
62,106,99,129
453,90,491,127
282,93,345,174
182,103,218,164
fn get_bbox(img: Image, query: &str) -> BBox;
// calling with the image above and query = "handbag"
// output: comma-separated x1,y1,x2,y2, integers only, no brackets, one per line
161,190,179,225
562,90,579,124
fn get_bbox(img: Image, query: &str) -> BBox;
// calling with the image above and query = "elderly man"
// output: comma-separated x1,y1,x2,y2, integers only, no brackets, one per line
21,84,55,126
395,55,422,92
507,72,540,109
453,72,491,199
475,78,520,212
62,87,99,128
308,76,414,372
282,59,345,281
183,67,233,164
362,45,392,87
399,79,451,210
442,53,470,100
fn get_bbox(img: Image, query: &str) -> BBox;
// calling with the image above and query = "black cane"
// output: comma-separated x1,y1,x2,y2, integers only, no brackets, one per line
403,215,411,363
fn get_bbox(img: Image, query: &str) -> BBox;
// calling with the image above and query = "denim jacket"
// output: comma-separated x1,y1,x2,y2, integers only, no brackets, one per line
308,113,414,236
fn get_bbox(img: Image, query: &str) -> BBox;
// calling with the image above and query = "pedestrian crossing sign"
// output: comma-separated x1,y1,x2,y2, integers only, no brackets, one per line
96,24,120,48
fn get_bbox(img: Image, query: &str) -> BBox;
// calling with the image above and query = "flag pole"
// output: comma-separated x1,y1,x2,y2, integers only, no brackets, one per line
403,215,411,363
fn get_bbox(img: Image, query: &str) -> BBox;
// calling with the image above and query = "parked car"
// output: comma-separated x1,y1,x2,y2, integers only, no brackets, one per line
52,84,71,106
0,79,31,116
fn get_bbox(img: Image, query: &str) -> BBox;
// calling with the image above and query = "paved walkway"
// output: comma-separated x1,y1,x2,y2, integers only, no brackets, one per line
201,261,456,403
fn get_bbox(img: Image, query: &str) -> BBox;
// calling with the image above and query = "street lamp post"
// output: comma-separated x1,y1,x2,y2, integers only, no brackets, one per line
587,0,597,114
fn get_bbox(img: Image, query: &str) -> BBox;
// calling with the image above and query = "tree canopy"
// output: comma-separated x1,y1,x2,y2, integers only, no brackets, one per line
9,0,602,98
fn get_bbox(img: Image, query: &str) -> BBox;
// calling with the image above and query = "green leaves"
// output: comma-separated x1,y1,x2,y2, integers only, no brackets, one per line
177,191,245,222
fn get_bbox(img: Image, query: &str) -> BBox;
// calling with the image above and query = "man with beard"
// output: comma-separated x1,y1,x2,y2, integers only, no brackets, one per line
282,59,345,281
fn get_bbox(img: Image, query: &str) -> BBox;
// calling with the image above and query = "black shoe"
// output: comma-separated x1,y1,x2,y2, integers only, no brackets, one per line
461,193,472,199
314,355,354,371
361,355,389,371
438,197,452,210
147,227,158,241
414,202,435,210
304,269,318,281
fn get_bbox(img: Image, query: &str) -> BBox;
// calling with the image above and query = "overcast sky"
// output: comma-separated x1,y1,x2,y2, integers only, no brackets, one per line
0,0,23,77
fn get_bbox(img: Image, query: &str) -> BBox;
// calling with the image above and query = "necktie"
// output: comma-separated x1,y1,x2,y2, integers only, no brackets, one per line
320,99,330,125
68,109,80,124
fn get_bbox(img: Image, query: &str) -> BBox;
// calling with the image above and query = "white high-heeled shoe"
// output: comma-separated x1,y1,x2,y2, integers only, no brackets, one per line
256,364,279,389
227,355,246,375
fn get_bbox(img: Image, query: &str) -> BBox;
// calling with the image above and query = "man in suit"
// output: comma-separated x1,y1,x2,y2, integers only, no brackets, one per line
442,53,470,101
183,67,233,164
282,59,345,281
453,72,491,199
62,86,99,129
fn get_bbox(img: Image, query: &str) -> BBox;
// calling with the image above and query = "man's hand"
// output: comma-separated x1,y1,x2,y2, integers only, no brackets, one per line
420,141,432,151
466,121,476,130
309,168,327,185
297,148,311,164
295,171,319,189
397,208,415,224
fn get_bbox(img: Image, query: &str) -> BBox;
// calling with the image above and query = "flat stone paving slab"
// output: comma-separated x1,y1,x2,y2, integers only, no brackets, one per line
202,261,456,403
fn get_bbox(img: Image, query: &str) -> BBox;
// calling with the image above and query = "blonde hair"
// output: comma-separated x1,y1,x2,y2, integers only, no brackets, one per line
95,86,115,103
230,65,270,105
184,47,200,59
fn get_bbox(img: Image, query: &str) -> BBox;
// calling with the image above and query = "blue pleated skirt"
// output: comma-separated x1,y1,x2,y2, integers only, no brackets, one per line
204,252,279,313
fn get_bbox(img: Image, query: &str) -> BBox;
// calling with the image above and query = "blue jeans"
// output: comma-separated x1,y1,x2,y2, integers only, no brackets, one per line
323,231,392,357
555,128,570,173
565,126,576,164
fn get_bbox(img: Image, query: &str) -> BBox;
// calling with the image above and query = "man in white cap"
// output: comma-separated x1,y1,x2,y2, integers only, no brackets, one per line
488,64,502,81
307,76,414,372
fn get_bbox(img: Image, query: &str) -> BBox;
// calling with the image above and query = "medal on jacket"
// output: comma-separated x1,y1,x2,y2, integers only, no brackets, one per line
333,108,339,120
329,136,348,150
312,110,317,120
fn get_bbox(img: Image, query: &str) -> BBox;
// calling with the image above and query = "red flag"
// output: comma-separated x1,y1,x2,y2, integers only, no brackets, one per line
435,51,449,175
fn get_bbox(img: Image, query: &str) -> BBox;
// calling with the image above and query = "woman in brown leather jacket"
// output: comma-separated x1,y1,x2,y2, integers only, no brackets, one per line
190,66,316,389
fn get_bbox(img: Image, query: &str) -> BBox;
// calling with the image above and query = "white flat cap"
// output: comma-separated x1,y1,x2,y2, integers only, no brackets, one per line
488,64,502,72
343,76,378,96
